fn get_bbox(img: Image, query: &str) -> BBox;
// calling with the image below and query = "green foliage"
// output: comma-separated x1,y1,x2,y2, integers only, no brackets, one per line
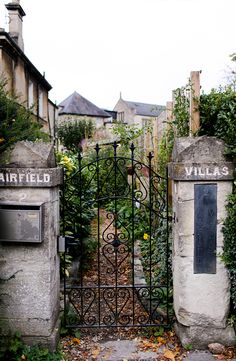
156,125,175,177
60,254,73,278
198,85,236,158
140,218,172,286
227,53,236,87
112,122,144,152
60,305,81,337
112,121,155,162
85,144,130,206
57,119,95,152
222,192,236,313
0,332,64,360
58,151,97,276
0,79,49,153
153,326,165,337
183,343,193,351
172,85,190,137
106,199,149,242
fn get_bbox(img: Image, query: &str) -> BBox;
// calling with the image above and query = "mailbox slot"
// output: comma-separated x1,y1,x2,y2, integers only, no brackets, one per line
0,203,43,243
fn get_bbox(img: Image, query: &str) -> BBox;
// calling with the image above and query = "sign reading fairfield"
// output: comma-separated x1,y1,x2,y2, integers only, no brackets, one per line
0,168,62,187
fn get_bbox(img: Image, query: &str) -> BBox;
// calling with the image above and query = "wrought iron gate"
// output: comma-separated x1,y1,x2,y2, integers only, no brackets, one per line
61,142,170,329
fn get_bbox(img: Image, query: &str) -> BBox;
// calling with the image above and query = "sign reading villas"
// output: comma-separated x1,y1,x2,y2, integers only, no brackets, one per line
169,162,234,181
0,168,63,187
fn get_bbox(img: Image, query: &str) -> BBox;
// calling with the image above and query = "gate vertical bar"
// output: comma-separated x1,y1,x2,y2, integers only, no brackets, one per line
130,143,135,325
78,151,84,323
95,144,101,326
113,141,118,324
166,166,170,323
148,152,153,322
62,168,67,326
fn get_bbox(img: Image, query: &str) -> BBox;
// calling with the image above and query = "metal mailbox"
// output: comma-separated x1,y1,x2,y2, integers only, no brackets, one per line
0,203,44,243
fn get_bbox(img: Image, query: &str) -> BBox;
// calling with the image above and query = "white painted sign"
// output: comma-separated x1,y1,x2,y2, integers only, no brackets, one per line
0,172,51,184
168,162,234,181
185,166,229,177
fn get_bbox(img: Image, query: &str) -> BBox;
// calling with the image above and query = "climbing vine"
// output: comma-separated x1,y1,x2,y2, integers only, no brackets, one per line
172,84,190,137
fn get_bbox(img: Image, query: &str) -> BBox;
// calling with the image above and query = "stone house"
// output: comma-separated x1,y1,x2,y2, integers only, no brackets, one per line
58,91,114,145
0,0,58,139
113,95,166,157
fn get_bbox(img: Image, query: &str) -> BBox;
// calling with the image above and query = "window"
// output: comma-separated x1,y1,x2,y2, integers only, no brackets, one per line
28,80,34,108
117,111,124,122
38,88,43,118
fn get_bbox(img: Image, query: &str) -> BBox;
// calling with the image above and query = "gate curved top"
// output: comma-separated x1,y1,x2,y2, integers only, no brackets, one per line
64,142,168,219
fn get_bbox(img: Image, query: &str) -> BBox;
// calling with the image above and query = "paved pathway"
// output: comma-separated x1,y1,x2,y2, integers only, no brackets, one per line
185,350,236,361
184,350,216,361
96,339,157,360
91,339,236,361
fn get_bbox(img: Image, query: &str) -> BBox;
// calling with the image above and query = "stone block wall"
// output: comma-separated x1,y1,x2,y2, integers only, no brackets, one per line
169,136,235,348
0,141,62,350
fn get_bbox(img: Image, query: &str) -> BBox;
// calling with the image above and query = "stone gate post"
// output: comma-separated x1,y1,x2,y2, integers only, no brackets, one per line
168,136,235,348
0,141,62,350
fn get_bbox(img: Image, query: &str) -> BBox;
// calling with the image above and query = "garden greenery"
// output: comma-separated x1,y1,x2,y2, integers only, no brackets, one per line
57,118,95,152
0,79,49,154
0,331,64,361
221,192,236,313
57,152,97,277
198,85,236,158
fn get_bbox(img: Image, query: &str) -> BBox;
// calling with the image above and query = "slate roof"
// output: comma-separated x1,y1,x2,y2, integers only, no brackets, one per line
59,91,111,118
103,110,117,120
125,100,165,117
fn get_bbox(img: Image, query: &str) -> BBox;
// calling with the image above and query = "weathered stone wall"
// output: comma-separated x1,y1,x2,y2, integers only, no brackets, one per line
0,141,62,350
169,136,235,349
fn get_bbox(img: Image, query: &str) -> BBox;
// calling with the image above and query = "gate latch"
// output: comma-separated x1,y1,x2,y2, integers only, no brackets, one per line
58,235,77,253
58,236,66,253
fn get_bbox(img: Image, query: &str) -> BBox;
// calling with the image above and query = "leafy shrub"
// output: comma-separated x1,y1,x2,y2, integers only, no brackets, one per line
140,218,172,286
0,79,49,153
222,192,236,313
58,152,97,276
57,118,94,152
199,85,236,159
172,86,190,137
0,332,64,361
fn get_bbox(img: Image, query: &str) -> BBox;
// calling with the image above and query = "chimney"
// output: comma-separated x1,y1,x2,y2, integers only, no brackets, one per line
5,0,26,51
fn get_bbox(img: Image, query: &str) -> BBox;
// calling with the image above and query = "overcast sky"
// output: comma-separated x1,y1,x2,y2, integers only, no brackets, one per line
0,0,236,109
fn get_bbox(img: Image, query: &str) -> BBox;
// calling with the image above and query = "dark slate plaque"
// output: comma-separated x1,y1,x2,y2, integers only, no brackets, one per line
194,184,217,274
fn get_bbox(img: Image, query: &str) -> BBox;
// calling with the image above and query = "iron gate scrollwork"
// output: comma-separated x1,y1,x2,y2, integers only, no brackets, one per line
62,142,170,328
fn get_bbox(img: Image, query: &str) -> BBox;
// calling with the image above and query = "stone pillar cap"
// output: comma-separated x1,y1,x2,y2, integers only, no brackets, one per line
172,136,229,163
0,141,56,168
